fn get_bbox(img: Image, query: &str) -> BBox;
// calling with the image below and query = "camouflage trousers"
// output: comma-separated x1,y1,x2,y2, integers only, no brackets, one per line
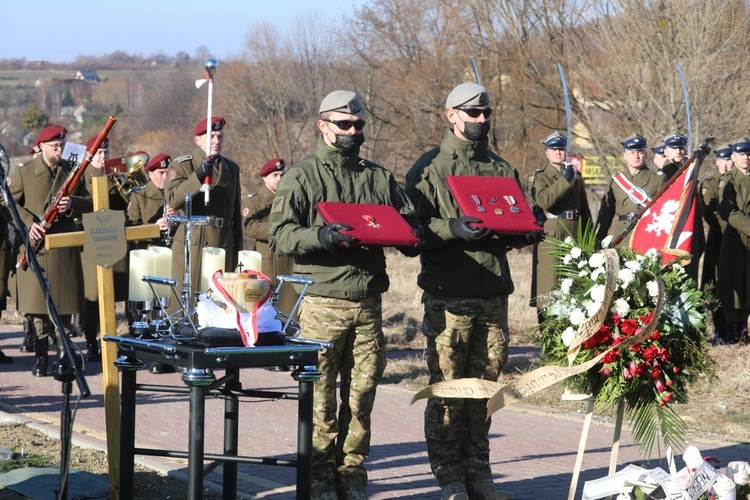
299,295,387,494
422,292,510,487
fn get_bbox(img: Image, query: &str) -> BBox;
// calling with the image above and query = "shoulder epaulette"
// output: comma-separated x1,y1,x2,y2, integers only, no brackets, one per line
246,193,256,198
17,162,26,168
175,155,192,163
130,185,146,194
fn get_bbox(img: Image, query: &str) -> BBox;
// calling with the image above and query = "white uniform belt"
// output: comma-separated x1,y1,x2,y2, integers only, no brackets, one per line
544,210,577,220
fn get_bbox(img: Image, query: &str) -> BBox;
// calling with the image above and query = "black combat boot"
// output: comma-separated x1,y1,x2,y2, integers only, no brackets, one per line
84,328,101,362
19,317,33,352
70,313,84,338
32,339,49,377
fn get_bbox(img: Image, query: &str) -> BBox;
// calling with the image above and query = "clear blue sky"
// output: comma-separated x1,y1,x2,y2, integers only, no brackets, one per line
0,0,365,63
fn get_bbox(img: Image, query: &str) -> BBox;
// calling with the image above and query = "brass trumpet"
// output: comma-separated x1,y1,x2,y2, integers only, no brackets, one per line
105,151,149,201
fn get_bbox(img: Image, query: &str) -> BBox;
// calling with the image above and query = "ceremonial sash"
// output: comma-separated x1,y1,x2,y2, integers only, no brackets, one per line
612,172,651,207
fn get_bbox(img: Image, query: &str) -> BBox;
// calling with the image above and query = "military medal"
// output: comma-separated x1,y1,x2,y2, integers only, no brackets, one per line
490,197,498,205
470,194,486,212
494,208,504,215
503,195,520,213
362,214,381,229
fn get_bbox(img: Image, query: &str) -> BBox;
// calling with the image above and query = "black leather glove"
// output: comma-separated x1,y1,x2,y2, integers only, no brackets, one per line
318,223,357,251
449,216,492,242
561,162,575,182
196,158,214,182
525,230,545,244
398,224,424,257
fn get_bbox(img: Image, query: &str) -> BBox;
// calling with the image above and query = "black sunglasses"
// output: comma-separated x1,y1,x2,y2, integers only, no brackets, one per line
323,118,367,131
457,107,493,119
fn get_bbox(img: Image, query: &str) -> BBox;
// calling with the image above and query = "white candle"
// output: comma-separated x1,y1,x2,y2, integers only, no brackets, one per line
200,247,226,293
128,249,154,301
237,250,262,273
149,246,173,296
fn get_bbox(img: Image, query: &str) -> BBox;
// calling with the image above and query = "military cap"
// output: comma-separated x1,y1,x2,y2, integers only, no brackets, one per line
36,124,67,144
651,142,666,156
732,137,750,154
714,143,732,159
193,116,226,136
145,153,172,172
85,134,109,151
319,90,363,115
541,131,568,149
622,133,647,151
29,143,41,155
445,82,490,109
663,132,688,149
259,157,285,177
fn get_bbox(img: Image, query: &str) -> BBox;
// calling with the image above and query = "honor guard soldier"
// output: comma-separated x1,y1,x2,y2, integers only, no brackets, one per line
659,131,688,180
79,135,130,362
241,158,298,318
269,90,418,500
701,143,733,342
596,133,665,247
165,117,243,302
530,131,591,318
651,141,666,171
9,125,92,376
405,82,541,500
717,138,750,344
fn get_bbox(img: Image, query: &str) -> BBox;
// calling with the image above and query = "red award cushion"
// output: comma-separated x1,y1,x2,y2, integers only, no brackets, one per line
317,202,420,247
446,175,541,234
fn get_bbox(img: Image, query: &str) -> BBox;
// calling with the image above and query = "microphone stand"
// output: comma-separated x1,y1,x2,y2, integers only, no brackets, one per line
0,145,90,500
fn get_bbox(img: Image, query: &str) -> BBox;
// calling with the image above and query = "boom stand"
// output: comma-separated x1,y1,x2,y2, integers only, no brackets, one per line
0,147,90,500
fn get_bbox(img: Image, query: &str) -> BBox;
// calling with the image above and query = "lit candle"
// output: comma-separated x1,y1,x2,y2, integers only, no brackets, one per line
149,246,172,296
128,249,154,301
200,247,226,293
237,250,262,273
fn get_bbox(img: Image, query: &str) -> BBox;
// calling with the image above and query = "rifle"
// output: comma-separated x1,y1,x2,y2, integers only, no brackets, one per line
17,115,117,270
612,136,714,247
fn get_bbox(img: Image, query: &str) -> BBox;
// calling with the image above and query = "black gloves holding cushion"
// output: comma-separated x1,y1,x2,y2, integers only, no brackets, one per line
318,223,357,252
561,162,575,182
196,159,214,182
525,230,545,244
449,216,492,242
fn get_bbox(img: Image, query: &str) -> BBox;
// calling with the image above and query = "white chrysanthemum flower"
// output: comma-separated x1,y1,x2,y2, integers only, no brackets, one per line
588,252,605,269
646,280,659,298
591,267,604,281
590,284,606,302
587,300,602,317
619,268,634,285
570,247,582,259
624,260,641,271
561,327,576,347
578,260,587,269
561,278,573,295
644,248,659,260
578,270,588,277
612,298,630,316
601,235,613,248
570,309,586,326
564,236,574,245
563,254,572,265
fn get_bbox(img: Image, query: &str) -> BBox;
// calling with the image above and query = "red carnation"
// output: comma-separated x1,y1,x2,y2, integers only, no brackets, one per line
602,349,619,364
650,330,661,341
620,319,638,336
673,366,681,374
611,313,622,326
643,345,659,362
583,325,612,349
639,311,654,325
651,367,663,379
659,347,670,363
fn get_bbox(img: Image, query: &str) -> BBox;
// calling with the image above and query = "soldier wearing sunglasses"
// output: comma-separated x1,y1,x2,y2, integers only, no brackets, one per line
269,90,419,500
405,82,540,500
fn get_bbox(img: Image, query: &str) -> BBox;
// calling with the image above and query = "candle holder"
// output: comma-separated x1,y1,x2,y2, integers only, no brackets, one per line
150,296,171,336
127,299,153,339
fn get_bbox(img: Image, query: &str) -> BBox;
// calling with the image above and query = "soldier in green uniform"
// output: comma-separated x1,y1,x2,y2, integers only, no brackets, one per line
659,131,688,180
651,142,666,172
8,125,92,376
79,135,132,361
242,158,298,317
596,134,666,247
269,90,418,500
405,82,541,500
530,131,591,318
701,144,733,342
717,138,750,344
166,117,243,305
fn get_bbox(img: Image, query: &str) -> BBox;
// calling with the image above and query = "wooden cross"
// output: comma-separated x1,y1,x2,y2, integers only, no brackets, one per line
46,176,160,500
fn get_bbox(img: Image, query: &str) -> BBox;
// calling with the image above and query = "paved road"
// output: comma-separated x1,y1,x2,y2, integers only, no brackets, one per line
1,324,748,499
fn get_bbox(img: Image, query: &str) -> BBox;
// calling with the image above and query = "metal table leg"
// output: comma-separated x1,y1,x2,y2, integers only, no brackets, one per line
118,366,138,499
188,384,207,500
223,369,240,500
294,366,322,500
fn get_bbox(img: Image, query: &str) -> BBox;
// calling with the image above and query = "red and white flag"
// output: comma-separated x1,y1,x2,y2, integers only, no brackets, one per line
629,164,699,264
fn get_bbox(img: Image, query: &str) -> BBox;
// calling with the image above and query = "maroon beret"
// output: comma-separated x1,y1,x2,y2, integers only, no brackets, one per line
193,116,226,136
29,143,41,155
36,125,67,144
259,158,285,177
85,134,110,151
146,153,172,172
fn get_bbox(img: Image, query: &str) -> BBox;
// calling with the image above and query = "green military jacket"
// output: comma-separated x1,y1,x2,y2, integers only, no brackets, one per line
166,147,243,297
596,167,665,246
269,140,416,300
9,156,92,314
700,170,726,289
530,162,592,304
717,169,750,308
127,179,171,248
405,128,528,299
